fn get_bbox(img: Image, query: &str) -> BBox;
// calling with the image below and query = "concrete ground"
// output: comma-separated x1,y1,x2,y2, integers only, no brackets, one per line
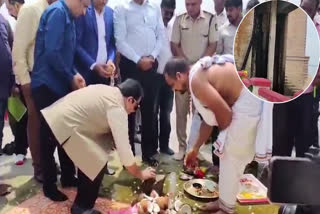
0,106,278,214
0,106,212,213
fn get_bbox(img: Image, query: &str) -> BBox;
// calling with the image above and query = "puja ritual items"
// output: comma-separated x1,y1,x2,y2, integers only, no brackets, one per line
237,174,269,204
179,173,193,181
118,190,192,214
167,193,192,214
183,166,206,179
183,179,219,200
141,175,166,196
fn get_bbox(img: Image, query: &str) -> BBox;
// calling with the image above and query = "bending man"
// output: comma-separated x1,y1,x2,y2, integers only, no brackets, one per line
40,79,156,214
164,56,263,214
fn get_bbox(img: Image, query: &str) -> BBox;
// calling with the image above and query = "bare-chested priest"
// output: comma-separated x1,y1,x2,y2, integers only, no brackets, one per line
164,55,263,214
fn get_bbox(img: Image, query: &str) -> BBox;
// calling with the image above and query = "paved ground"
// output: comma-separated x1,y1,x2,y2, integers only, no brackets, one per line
0,106,277,214
0,106,213,213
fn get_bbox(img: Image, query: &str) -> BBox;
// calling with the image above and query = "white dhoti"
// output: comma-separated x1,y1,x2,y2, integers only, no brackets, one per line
255,102,273,162
189,55,270,213
216,88,262,213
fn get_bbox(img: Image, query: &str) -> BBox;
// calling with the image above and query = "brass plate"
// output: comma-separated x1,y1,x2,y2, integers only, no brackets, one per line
183,179,219,199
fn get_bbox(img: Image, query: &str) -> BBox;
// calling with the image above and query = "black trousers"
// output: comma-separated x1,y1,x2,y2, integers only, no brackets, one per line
8,104,28,156
119,57,161,158
157,75,174,151
32,85,75,190
211,126,220,166
10,112,28,155
273,93,313,157
311,87,320,147
7,89,29,155
73,167,105,209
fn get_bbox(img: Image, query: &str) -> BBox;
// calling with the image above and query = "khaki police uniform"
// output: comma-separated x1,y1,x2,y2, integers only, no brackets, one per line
171,10,218,64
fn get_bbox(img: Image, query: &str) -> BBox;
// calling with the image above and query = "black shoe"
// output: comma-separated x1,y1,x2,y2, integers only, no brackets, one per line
160,148,174,156
44,186,68,201
34,174,43,183
142,157,159,167
71,204,101,214
244,160,258,177
3,142,15,155
0,148,3,156
61,177,78,188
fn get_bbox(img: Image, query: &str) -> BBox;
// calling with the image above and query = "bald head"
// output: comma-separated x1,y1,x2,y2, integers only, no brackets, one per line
186,0,202,19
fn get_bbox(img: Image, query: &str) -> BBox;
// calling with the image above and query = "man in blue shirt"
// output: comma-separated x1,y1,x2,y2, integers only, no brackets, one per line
31,0,90,202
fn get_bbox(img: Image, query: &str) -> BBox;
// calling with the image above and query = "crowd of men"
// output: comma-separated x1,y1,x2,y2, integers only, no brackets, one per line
0,0,320,213
0,0,244,177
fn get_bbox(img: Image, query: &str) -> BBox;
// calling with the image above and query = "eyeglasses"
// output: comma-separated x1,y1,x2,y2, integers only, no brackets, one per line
133,99,140,111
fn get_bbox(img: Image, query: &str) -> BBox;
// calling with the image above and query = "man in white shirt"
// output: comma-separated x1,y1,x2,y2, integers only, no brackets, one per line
155,0,175,156
217,0,242,55
114,0,165,167
40,79,156,214
213,0,228,29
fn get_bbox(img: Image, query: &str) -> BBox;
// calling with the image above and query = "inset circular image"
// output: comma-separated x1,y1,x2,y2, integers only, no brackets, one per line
234,0,320,103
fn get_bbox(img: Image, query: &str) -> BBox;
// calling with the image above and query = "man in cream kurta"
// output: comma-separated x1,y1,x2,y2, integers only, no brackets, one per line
42,85,134,180
40,81,156,214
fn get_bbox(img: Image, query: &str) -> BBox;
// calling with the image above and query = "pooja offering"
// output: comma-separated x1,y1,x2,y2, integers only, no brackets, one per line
237,174,269,204
177,204,192,214
182,166,205,179
179,173,193,181
183,179,219,199
167,193,192,214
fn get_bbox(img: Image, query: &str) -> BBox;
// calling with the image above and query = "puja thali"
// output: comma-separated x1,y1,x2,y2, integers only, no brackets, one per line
183,179,219,200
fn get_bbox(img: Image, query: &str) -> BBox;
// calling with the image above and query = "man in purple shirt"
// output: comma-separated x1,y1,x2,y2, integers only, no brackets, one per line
0,0,14,196
301,0,320,148
273,0,320,157
0,0,14,155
